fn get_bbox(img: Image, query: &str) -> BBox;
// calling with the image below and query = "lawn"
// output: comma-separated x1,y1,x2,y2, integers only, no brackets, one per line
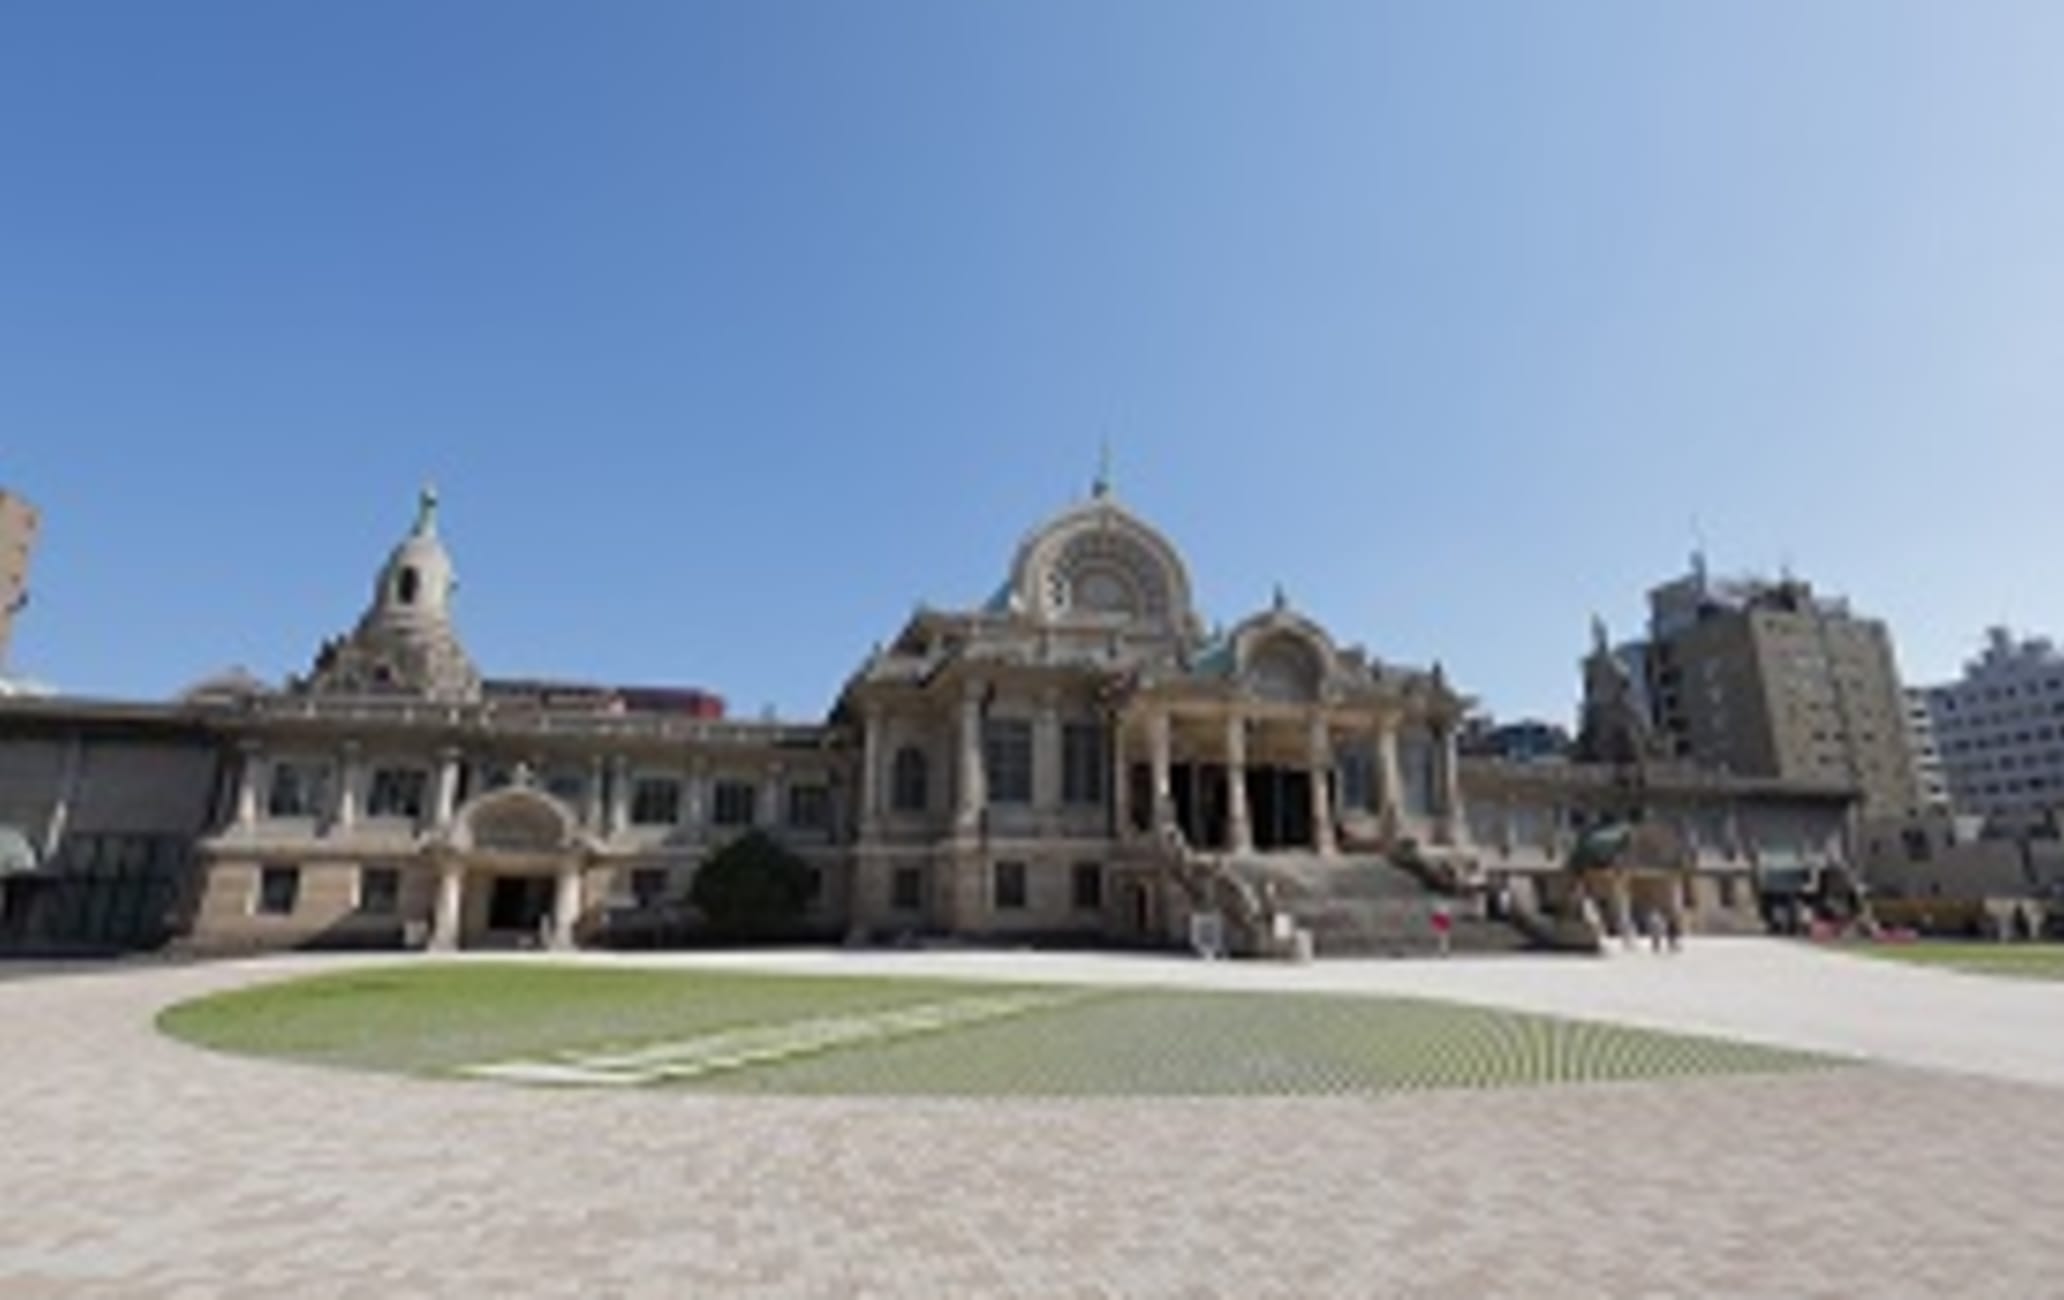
159,961,1844,1096
1843,941,2064,982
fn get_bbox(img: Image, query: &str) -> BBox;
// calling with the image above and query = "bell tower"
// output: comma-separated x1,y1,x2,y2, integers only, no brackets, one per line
298,485,482,701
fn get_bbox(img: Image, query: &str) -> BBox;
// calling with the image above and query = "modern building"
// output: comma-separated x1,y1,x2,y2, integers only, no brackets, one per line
1903,688,1953,813
1638,557,1919,818
1,482,1859,956
1458,718,1572,764
1913,627,2064,833
0,489,38,671
0,700,222,951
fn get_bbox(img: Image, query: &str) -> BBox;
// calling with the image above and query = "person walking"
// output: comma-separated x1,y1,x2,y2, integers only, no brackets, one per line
1431,900,1453,957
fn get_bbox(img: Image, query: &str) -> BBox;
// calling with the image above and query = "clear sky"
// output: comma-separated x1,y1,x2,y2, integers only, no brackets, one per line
4,2,2062,721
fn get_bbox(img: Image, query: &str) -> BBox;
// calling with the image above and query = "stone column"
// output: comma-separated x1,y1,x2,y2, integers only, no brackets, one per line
430,858,464,951
1436,721,1469,846
1225,713,1253,854
1148,708,1174,833
1308,714,1336,855
761,761,784,830
235,740,262,831
1034,690,1061,817
433,748,461,830
1375,720,1404,841
859,707,882,831
333,740,361,835
956,683,985,834
1111,718,1132,838
583,755,605,831
686,756,709,835
607,755,631,837
550,860,582,950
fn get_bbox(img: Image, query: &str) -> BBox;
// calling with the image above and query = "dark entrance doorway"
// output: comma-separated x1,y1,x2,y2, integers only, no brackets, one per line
1169,763,1230,849
487,875,554,934
1246,766,1314,850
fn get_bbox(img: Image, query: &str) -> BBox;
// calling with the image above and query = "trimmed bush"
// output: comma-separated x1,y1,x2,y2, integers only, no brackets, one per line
690,830,815,940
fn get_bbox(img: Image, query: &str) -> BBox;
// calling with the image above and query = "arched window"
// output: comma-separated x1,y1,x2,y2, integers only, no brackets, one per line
891,746,928,813
396,566,420,606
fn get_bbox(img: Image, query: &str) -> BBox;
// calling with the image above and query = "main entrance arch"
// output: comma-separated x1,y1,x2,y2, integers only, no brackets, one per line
429,786,601,950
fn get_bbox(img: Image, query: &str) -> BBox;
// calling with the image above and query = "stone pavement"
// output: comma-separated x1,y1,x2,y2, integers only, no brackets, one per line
5,951,2064,1298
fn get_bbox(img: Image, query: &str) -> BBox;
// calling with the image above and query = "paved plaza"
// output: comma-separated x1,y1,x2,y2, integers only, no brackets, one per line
6,943,2064,1297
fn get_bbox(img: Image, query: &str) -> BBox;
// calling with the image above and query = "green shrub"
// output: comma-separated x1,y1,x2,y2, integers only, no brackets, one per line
689,830,815,940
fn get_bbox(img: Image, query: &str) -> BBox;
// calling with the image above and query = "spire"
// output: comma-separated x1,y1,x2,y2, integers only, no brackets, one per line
1271,582,1288,613
1091,439,1112,499
1591,613,1610,656
413,482,440,538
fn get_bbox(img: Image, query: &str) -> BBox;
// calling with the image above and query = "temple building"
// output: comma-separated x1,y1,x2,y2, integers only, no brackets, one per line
0,480,1858,956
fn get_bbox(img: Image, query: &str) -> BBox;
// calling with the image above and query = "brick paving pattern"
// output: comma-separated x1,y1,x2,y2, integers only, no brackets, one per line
4,950,2064,1297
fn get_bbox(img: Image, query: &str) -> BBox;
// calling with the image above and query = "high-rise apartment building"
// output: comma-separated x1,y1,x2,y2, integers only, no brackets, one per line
1638,557,1918,817
1914,627,2064,832
0,490,38,670
1903,687,1952,812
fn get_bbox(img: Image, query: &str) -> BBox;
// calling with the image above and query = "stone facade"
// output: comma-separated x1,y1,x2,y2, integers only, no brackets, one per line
2,483,1860,955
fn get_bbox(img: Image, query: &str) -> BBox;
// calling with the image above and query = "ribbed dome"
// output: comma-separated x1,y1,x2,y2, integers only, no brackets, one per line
1002,489,1197,639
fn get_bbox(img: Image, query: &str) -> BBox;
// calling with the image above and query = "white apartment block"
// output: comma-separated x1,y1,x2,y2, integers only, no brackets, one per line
1918,627,2064,832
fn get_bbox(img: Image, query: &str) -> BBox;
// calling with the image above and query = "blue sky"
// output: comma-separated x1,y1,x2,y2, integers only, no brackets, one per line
4,2,2062,720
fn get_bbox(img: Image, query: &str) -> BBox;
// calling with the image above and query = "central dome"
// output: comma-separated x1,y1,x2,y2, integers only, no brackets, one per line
1003,492,1197,639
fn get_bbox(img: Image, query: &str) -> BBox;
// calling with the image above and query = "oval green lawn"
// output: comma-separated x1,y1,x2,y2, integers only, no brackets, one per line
159,962,1846,1096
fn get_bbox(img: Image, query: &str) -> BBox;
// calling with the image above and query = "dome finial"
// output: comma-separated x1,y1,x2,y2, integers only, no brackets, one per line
1091,438,1113,499
413,482,439,537
1272,582,1288,612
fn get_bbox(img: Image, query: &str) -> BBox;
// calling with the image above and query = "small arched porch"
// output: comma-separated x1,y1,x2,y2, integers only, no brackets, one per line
427,785,604,950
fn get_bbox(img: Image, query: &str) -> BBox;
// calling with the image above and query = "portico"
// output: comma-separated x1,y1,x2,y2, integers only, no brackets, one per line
427,785,600,950
1104,672,1466,861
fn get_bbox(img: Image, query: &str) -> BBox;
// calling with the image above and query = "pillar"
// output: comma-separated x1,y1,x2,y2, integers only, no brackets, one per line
551,860,582,950
1436,721,1468,846
761,761,784,830
332,740,361,834
430,858,464,950
1375,720,1403,841
1226,713,1253,854
1111,718,1131,838
1034,690,1061,815
956,683,985,833
433,748,461,830
583,755,604,831
687,756,709,833
1148,708,1174,833
1308,714,1336,855
607,755,631,837
859,706,882,831
235,740,262,831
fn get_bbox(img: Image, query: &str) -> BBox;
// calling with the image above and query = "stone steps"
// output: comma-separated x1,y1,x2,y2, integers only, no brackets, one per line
1217,854,1534,957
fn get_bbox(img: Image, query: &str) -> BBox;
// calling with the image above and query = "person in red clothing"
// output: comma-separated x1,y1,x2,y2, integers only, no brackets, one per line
1430,901,1453,956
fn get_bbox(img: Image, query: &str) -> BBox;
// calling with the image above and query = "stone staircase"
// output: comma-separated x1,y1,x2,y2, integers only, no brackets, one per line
1224,853,1533,957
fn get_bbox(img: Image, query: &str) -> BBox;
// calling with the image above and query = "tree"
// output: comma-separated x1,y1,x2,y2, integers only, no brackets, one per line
689,830,815,940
